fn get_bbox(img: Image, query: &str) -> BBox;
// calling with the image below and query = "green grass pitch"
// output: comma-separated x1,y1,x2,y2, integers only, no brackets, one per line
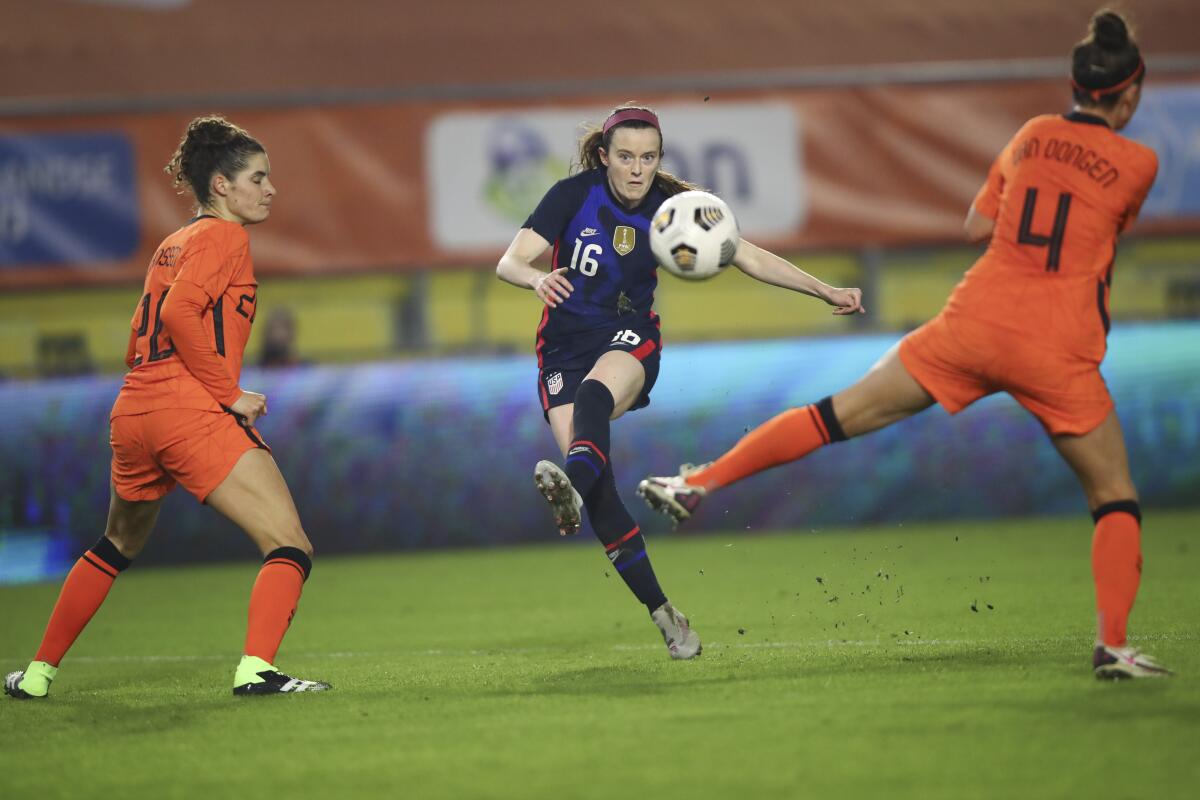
2,511,1198,799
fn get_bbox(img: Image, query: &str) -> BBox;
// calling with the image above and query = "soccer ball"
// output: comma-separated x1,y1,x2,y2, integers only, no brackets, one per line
650,190,740,281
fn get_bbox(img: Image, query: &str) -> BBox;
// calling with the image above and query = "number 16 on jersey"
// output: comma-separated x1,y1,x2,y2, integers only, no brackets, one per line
569,238,601,276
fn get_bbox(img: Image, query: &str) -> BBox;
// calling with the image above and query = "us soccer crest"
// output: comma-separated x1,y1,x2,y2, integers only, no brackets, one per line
613,225,635,256
546,371,564,395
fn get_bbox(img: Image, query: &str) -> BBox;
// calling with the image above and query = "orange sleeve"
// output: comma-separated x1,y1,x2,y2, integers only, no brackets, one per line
1120,150,1159,232
971,139,1012,220
159,274,242,409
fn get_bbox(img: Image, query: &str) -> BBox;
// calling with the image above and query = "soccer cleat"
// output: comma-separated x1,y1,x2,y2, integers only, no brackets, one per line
534,460,584,536
637,464,708,524
651,602,702,660
1093,645,1173,680
4,661,57,700
233,655,331,696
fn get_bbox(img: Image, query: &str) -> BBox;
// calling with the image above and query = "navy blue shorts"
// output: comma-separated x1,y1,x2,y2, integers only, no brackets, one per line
538,316,662,420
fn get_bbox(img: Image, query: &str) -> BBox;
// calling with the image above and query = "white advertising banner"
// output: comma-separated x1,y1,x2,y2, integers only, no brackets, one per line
426,102,806,250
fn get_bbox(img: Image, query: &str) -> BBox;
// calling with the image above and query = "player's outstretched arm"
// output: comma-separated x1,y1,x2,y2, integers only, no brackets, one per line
496,228,574,308
732,239,865,315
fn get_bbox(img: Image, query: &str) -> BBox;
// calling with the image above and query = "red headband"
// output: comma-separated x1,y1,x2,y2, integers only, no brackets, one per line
602,108,661,136
1071,58,1145,101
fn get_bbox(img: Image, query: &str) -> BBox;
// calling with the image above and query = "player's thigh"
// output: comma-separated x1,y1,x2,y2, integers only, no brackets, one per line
831,344,935,437
102,487,164,558
547,404,574,457
205,448,312,557
1051,410,1138,508
585,350,646,418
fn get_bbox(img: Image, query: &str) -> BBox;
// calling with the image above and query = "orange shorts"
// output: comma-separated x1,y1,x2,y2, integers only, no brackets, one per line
899,312,1113,437
110,409,269,502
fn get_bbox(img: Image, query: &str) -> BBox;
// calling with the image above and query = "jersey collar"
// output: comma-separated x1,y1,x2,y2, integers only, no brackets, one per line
1063,111,1111,128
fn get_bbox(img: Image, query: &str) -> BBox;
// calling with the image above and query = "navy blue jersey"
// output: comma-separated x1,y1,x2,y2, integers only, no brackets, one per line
524,168,667,345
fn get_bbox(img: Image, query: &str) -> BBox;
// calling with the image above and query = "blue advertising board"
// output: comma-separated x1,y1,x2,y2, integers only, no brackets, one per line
0,132,140,267
0,322,1197,582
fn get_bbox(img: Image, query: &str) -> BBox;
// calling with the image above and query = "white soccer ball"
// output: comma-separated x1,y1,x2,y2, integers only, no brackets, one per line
650,190,740,281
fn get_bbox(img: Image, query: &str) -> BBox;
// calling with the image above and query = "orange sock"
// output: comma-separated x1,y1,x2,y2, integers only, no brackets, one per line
244,547,311,664
1091,501,1142,648
688,397,847,491
34,537,132,666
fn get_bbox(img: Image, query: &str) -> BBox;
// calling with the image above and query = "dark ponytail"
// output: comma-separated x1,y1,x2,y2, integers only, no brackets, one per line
1071,10,1143,108
575,103,701,198
165,115,265,206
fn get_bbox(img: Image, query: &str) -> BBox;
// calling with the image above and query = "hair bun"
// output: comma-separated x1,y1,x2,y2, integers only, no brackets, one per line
1091,10,1129,50
187,115,237,148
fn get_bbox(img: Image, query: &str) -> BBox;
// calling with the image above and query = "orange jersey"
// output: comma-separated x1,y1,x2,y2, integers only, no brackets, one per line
945,112,1158,362
111,216,258,418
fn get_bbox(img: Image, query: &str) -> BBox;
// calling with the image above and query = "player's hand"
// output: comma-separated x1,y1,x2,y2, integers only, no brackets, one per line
230,391,268,424
534,268,574,308
823,286,866,315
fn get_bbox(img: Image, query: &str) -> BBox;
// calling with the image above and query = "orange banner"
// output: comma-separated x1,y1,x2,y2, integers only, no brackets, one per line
2,78,1197,288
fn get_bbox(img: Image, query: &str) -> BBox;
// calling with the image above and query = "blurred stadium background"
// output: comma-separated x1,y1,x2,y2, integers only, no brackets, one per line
1,0,1198,578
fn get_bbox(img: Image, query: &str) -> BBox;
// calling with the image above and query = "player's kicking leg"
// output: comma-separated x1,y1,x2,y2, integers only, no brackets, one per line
205,449,331,694
1052,411,1172,679
541,358,701,659
640,346,935,523
5,489,161,700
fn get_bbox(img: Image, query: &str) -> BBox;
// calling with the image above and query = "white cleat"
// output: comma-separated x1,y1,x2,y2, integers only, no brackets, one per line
1093,645,1173,680
534,460,584,536
651,602,702,660
637,464,709,524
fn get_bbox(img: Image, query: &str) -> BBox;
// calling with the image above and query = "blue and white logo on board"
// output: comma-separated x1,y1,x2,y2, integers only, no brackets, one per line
0,132,140,267
426,102,806,249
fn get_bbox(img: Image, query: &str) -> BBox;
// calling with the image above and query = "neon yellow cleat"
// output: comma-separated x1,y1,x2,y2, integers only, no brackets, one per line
4,661,58,700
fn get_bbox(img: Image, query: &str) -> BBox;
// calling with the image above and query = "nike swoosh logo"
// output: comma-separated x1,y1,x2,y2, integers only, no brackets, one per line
580,227,599,237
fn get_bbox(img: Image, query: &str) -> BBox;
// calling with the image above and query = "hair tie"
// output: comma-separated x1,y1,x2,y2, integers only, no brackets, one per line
1071,57,1145,101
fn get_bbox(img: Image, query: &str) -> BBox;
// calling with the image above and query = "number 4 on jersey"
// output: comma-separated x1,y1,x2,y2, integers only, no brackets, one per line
1018,188,1072,272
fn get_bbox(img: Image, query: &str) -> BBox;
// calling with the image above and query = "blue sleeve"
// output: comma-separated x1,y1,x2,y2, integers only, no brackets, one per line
523,177,586,245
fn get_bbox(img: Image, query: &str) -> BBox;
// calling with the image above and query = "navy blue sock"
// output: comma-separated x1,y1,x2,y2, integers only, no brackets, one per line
564,380,615,501
585,465,668,610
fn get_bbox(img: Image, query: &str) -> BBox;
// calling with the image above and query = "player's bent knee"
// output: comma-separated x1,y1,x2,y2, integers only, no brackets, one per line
1080,474,1138,511
277,524,313,558
104,519,154,558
